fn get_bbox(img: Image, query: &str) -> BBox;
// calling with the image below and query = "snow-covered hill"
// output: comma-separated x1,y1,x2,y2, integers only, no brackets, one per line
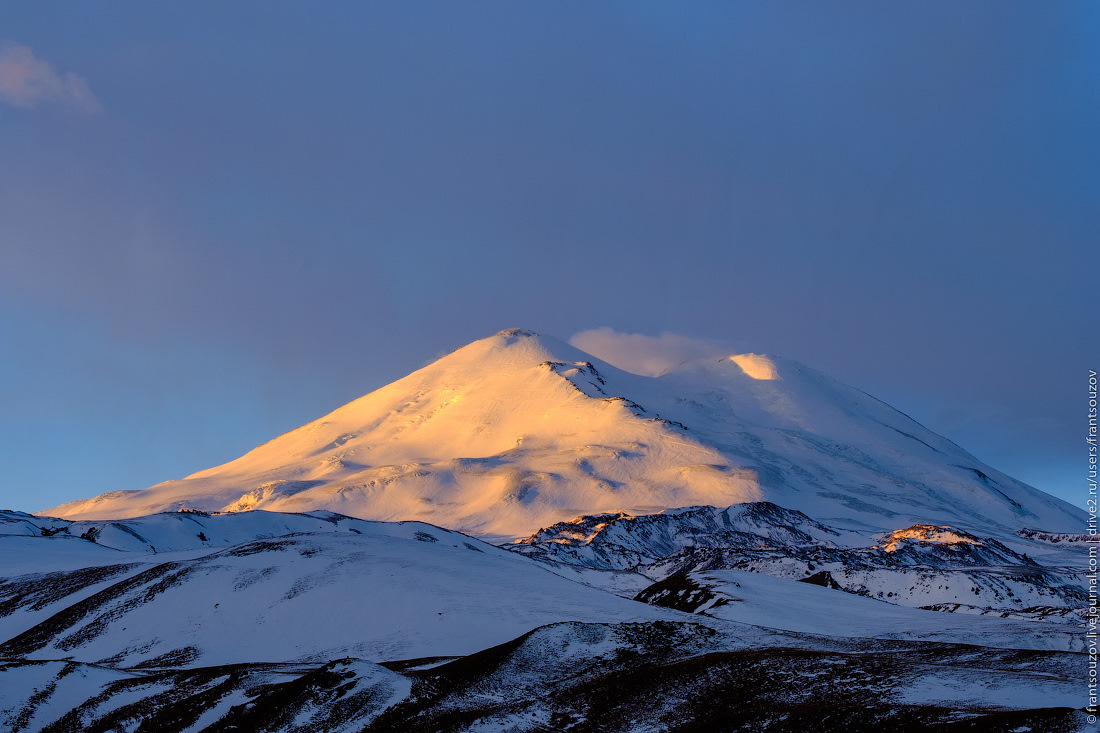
515,502,1088,634
0,509,1089,731
4,622,1086,732
0,510,685,668
43,329,1081,542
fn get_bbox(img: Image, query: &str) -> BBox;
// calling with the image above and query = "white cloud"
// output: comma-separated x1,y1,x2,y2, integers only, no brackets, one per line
569,327,736,377
0,43,101,114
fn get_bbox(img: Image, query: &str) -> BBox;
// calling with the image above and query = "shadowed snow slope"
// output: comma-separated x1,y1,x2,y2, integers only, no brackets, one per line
43,329,1080,540
0,511,681,667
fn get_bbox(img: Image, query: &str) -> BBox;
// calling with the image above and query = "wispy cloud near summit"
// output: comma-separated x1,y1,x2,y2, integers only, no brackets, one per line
570,327,739,377
0,43,101,114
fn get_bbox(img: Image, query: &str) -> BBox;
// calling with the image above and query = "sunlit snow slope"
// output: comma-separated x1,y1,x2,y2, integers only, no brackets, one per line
45,329,1080,539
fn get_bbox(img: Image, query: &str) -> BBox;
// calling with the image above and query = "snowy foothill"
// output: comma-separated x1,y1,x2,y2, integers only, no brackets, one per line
0,511,703,668
0,506,1090,730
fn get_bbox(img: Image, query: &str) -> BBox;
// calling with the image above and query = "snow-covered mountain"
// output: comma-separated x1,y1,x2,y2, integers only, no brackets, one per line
43,329,1081,542
6,329,1092,730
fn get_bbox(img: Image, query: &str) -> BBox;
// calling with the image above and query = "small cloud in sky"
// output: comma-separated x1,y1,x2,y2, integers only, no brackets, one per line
0,42,101,114
569,327,737,377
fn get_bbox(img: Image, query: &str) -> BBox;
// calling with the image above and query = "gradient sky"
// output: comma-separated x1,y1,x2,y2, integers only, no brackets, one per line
1,2,1096,514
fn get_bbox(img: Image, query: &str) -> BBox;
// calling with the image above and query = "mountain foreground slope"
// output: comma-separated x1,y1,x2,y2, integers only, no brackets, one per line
45,329,1080,541
0,508,1089,731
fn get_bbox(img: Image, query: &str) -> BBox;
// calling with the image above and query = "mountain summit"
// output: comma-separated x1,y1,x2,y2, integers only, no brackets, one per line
44,329,1079,539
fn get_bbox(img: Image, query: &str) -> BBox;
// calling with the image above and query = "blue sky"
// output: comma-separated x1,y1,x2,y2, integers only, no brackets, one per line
1,2,1096,513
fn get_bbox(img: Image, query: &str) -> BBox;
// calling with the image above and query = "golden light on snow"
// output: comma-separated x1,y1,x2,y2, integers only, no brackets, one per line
729,354,780,381
877,525,982,553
